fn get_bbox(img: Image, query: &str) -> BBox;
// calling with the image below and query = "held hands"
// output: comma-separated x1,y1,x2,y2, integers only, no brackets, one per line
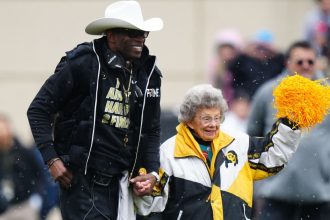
130,173,157,196
48,158,73,189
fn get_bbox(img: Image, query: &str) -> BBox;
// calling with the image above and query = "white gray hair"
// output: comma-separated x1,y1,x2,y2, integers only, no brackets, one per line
178,84,228,123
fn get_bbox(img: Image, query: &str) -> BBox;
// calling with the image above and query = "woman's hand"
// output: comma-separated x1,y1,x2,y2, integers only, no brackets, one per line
130,173,157,196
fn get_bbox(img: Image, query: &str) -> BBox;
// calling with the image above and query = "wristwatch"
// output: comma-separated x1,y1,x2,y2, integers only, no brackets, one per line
150,171,160,183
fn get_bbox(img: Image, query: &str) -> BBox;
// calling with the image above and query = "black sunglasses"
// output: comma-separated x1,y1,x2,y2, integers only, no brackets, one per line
111,28,149,38
296,59,315,66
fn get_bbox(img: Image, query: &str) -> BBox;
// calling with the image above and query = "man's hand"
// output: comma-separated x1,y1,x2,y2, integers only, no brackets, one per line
130,173,157,196
48,158,73,189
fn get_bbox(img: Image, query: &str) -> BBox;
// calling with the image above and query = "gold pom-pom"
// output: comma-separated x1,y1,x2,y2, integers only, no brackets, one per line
273,74,330,129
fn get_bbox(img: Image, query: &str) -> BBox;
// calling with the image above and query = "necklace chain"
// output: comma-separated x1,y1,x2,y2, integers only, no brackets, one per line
122,65,132,147
122,63,133,101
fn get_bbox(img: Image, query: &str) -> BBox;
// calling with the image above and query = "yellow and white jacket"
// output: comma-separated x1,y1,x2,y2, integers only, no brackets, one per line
135,118,301,220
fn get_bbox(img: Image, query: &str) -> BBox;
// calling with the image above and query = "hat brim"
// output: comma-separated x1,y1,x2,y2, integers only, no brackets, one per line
85,17,163,35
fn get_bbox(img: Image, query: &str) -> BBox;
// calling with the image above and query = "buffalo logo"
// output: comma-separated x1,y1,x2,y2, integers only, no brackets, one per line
225,150,238,168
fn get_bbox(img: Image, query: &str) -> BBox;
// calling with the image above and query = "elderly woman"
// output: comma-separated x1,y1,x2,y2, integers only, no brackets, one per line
134,84,301,220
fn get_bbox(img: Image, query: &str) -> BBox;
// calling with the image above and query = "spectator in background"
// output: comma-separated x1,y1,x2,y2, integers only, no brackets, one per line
229,29,285,99
159,108,178,144
221,91,251,133
0,114,44,220
247,41,330,219
304,0,330,57
31,146,60,220
208,29,244,105
303,0,330,76
248,41,322,136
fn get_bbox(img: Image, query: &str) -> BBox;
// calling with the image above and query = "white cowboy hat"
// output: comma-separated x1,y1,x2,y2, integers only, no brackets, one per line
85,0,163,35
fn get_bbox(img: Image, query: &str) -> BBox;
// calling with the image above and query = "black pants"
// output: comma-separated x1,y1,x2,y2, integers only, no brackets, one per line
60,171,119,220
253,198,330,220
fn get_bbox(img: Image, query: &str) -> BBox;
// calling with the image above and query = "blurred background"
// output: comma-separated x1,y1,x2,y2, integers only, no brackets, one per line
0,0,315,145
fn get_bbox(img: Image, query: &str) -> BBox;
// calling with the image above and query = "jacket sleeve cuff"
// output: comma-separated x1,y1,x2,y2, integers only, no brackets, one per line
150,171,160,183
279,118,300,130
38,143,59,164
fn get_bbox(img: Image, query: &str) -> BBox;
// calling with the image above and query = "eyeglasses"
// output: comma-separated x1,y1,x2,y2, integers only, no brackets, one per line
295,59,315,66
111,28,149,38
199,115,221,125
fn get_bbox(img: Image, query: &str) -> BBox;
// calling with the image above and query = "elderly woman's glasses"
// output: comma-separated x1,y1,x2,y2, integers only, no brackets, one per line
111,28,149,38
199,115,221,125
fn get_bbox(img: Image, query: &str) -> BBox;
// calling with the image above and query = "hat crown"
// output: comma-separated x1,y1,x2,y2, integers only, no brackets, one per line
105,1,144,26
85,0,163,35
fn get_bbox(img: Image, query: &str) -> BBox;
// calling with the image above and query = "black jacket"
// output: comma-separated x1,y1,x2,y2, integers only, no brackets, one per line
27,37,161,176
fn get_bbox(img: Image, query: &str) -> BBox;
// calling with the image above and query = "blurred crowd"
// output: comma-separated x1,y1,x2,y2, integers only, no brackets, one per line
204,0,330,134
2,0,330,220
0,115,60,220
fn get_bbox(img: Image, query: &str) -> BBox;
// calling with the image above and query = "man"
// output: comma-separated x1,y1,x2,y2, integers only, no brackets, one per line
0,115,44,220
248,41,322,136
247,41,330,219
27,1,163,219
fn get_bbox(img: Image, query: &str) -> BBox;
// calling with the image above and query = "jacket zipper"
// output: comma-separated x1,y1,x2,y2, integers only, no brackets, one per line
177,210,183,220
242,203,251,220
84,40,101,174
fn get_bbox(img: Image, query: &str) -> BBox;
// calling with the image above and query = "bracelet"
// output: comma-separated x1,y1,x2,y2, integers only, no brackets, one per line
150,171,160,183
47,158,61,168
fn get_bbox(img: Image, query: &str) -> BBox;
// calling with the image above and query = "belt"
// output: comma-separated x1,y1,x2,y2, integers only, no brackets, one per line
88,169,121,187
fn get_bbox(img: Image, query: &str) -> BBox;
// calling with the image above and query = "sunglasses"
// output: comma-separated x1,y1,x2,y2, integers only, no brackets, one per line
295,59,315,66
111,28,149,38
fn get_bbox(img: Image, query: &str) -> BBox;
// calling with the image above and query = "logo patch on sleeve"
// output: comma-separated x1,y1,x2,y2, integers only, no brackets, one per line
225,150,238,168
152,168,169,197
